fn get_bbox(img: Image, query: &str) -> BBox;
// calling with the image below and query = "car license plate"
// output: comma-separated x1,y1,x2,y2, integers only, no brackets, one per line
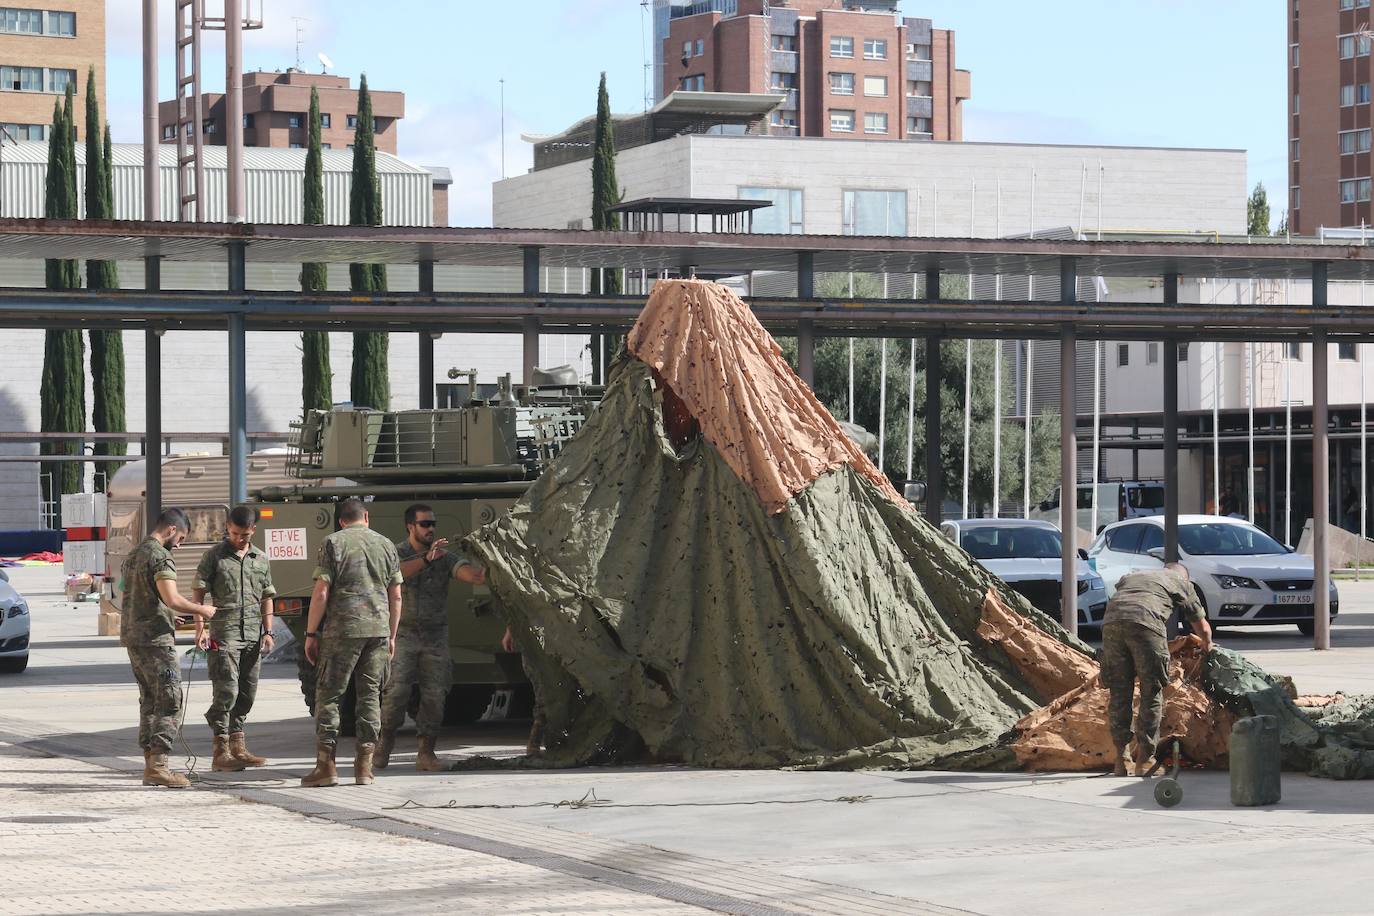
1275,592,1312,605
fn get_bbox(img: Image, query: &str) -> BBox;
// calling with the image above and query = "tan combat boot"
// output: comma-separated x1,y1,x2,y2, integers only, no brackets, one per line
375,730,396,770
228,732,268,767
355,742,376,785
1112,746,1130,777
300,742,338,788
143,752,191,788
415,735,444,772
211,734,246,772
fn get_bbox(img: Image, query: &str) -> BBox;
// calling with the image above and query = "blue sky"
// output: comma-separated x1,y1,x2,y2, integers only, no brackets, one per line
104,1,1285,227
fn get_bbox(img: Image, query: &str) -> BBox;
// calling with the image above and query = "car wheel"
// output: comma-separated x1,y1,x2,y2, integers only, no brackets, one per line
0,654,29,674
1297,620,1316,637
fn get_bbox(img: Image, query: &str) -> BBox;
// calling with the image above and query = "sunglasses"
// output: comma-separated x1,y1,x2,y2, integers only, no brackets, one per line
414,520,438,528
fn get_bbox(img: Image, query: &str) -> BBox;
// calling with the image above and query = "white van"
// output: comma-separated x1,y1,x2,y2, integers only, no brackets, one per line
1031,481,1165,534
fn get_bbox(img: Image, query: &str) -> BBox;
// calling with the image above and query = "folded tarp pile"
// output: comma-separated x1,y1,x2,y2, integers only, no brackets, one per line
465,279,1374,777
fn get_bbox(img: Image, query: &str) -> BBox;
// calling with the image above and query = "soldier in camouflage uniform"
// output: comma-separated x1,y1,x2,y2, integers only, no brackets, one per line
300,497,403,788
193,505,277,772
377,503,486,771
1101,563,1212,776
121,508,218,788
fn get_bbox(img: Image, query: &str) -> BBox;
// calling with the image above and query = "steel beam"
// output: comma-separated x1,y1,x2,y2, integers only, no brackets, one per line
1314,261,1332,650
797,318,815,386
418,259,435,409
144,256,162,530
1059,256,1079,635
1163,273,1180,564
228,241,247,506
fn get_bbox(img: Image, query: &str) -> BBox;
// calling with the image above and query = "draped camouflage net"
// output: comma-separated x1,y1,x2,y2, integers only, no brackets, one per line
463,280,1374,776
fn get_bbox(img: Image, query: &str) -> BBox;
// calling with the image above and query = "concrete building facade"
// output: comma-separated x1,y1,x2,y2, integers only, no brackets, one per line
0,0,104,142
654,0,968,140
157,70,404,155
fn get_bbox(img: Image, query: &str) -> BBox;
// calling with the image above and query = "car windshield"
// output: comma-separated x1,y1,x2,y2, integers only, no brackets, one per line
961,526,1062,560
1177,523,1286,556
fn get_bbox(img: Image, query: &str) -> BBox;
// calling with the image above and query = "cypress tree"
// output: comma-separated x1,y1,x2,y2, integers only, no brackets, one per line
301,86,333,412
589,72,622,384
85,69,125,487
348,74,388,410
40,85,85,516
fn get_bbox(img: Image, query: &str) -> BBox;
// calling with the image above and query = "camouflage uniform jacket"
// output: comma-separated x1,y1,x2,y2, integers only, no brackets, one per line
1105,569,1205,636
121,535,180,647
395,539,471,640
194,539,277,644
312,524,402,639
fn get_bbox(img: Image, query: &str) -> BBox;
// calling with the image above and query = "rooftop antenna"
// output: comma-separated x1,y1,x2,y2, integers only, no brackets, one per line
318,50,334,74
499,77,506,179
640,0,651,111
292,16,308,70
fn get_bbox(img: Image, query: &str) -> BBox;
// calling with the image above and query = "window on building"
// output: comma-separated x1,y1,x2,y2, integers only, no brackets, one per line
0,8,43,33
1343,84,1356,106
769,110,797,129
347,143,354,149
288,113,303,128
46,68,73,93
347,114,357,129
829,72,855,95
771,34,795,52
1339,342,1358,360
320,113,331,128
289,142,304,149
863,38,887,59
1286,341,1303,360
321,142,331,149
47,10,73,35
1117,343,1130,367
909,43,932,61
1178,342,1189,362
1293,94,1300,114
1342,0,1354,8
864,112,888,134
203,118,216,134
185,122,193,137
1340,129,1372,154
771,71,796,92
907,116,932,135
906,79,932,97
830,35,854,58
243,114,254,128
1341,178,1373,202
1293,186,1301,211
695,38,704,56
1362,0,1372,7
863,75,887,97
161,123,175,140
0,65,42,92
830,108,855,132
1342,179,1357,203
0,122,45,140
1361,83,1373,104
1291,44,1299,67
1292,138,1300,160
1147,341,1159,364
1342,35,1356,58
739,187,803,234
842,189,906,235
679,74,705,91
682,40,691,59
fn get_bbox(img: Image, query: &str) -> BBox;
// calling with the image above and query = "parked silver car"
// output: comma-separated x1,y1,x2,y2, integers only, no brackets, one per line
0,568,30,673
941,518,1109,628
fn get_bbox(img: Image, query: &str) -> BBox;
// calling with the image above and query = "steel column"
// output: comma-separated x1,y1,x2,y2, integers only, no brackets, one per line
522,317,540,386
418,259,435,408
1059,256,1079,634
924,267,942,525
1314,261,1332,650
227,241,247,506
1163,273,1180,563
797,318,815,387
143,256,162,528
797,252,814,299
224,0,244,222
141,0,159,221
522,246,541,295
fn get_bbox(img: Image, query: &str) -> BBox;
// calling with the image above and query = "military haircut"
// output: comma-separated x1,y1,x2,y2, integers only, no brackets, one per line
404,503,434,526
336,497,367,524
229,505,259,529
155,507,191,533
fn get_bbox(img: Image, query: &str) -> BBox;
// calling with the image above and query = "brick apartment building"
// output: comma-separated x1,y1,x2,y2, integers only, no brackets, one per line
1288,0,1374,232
158,70,404,154
654,0,969,141
0,0,104,142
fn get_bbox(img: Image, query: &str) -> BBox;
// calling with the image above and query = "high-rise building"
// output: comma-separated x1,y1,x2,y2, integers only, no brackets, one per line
653,0,969,141
0,1,105,142
1287,0,1374,232
157,70,404,154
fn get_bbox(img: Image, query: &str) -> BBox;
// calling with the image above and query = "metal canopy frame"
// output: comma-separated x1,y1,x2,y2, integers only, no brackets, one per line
2,220,1346,650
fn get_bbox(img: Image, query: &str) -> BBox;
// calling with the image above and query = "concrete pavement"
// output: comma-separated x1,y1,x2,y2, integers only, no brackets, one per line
6,564,1374,915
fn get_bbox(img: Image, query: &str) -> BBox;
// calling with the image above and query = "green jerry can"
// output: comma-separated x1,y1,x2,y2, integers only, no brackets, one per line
1230,715,1281,807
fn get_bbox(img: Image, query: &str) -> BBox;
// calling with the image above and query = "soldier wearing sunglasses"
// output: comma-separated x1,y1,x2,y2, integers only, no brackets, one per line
376,503,485,771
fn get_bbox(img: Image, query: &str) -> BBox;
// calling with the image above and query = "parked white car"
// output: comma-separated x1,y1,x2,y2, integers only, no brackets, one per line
1087,514,1338,636
941,518,1109,628
0,568,30,673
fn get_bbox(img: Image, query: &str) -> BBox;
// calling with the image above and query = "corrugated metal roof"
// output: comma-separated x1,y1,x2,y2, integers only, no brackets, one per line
2,141,432,175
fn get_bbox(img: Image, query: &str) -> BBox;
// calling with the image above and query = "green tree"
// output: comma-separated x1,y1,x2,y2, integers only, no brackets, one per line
782,273,1060,510
40,85,85,515
1247,182,1271,236
300,86,333,413
348,73,388,409
85,69,125,489
588,72,621,383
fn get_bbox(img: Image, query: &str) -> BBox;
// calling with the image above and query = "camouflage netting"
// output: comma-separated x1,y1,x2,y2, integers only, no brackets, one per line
464,279,1374,776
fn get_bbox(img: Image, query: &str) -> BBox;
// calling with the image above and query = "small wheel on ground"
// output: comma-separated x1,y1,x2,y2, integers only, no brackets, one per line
1154,777,1183,808
1297,620,1316,637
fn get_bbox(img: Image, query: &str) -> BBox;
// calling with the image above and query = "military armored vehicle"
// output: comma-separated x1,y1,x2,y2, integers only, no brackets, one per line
251,370,598,728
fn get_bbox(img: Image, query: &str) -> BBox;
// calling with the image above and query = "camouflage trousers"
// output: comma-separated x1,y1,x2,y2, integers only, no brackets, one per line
315,636,390,746
1100,621,1171,760
204,637,262,736
380,633,451,737
127,645,182,753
